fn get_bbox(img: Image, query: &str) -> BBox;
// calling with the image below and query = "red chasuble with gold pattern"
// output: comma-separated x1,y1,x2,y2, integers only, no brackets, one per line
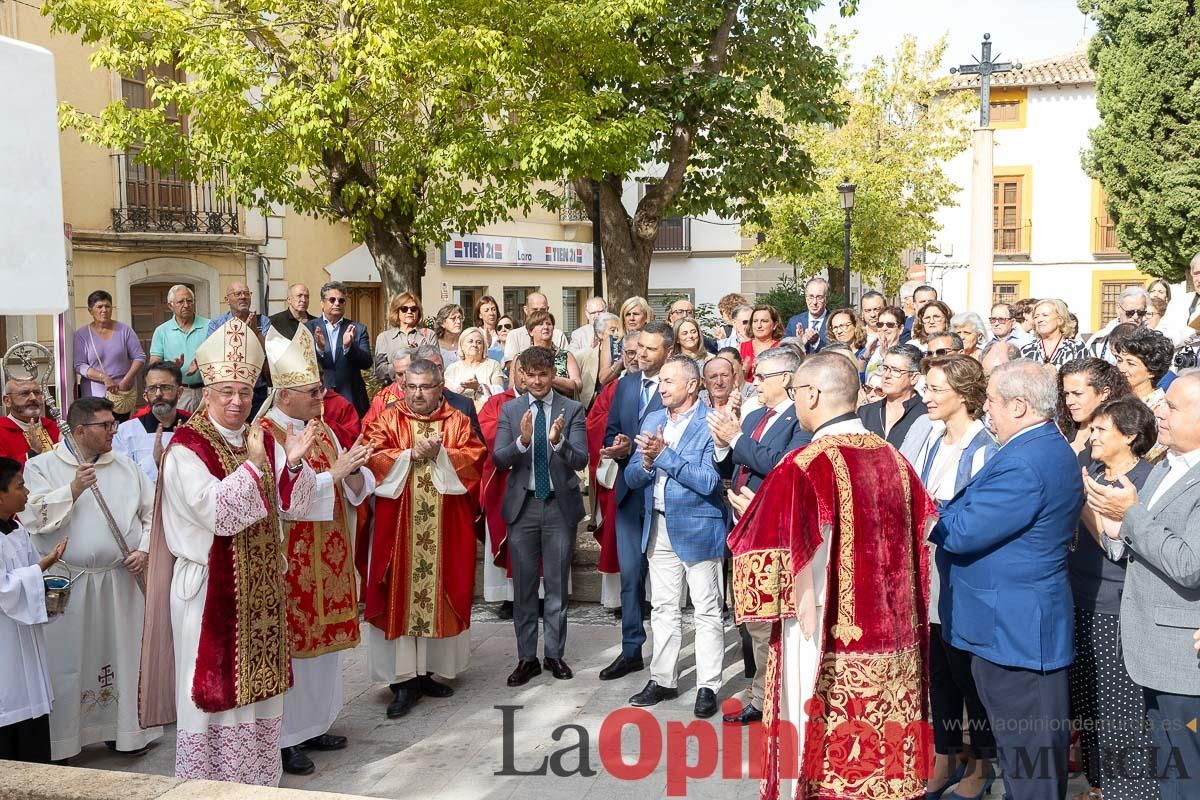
363,399,485,640
265,419,360,658
728,433,937,800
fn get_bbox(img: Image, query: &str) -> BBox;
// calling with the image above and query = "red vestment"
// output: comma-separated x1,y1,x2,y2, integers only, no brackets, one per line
728,433,937,800
0,415,60,465
265,418,360,658
362,383,402,429
363,399,485,640
321,390,361,448
586,381,620,574
478,387,519,572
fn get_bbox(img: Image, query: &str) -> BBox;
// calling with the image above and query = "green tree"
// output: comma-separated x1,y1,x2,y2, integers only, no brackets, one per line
740,34,973,295
1080,0,1200,282
47,0,655,297
537,0,853,309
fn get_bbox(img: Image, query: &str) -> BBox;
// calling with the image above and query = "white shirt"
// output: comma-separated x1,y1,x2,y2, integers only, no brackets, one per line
999,419,1050,449
651,402,699,512
714,398,792,460
1147,447,1200,510
321,315,342,353
639,374,660,411
112,412,184,483
0,518,53,727
513,392,563,491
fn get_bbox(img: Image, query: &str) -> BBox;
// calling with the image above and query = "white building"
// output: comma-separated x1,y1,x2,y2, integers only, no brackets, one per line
927,49,1171,335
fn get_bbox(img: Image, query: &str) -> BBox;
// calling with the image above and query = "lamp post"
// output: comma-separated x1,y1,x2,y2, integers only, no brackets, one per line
837,180,856,306
590,179,603,297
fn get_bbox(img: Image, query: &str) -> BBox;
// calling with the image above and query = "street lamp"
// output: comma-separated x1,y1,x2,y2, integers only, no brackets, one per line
837,179,856,306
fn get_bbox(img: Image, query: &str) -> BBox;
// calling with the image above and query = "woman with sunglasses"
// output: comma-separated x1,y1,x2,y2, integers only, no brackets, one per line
374,293,436,383
909,355,998,800
864,306,905,379
488,315,514,364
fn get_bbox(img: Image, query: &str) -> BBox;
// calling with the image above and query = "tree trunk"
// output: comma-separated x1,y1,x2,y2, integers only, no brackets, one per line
362,214,427,302
576,175,657,311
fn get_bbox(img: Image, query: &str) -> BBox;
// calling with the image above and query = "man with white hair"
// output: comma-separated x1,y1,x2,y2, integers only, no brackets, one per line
979,339,1021,377
148,284,210,412
931,360,1082,800
728,352,935,798
570,296,609,350
1088,285,1150,363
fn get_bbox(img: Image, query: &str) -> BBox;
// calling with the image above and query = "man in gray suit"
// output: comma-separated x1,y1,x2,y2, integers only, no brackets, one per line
493,346,589,687
1087,370,1200,800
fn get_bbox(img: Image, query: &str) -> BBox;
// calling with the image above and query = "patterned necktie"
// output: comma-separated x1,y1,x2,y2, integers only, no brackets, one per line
640,378,654,411
533,399,551,500
733,408,777,493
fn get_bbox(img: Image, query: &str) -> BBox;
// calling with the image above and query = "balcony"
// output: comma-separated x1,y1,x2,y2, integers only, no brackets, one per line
654,216,690,252
1093,216,1125,256
559,182,590,223
111,152,239,235
993,219,1031,259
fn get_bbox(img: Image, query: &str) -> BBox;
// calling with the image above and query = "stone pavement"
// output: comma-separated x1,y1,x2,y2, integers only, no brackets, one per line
69,601,1092,799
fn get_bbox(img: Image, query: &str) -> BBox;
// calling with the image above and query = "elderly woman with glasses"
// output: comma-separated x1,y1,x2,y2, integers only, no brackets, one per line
375,292,436,383
950,311,989,361
913,301,953,350
444,327,504,410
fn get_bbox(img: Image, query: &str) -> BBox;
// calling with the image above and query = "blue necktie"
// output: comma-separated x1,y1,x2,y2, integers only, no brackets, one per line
640,378,653,411
533,400,551,500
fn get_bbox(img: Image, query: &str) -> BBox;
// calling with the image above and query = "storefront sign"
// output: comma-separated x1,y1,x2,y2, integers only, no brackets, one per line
443,234,593,271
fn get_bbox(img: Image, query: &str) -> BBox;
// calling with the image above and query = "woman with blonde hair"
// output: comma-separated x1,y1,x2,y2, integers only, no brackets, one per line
619,296,654,336
444,326,504,409
1019,298,1088,368
673,317,711,367
375,292,435,382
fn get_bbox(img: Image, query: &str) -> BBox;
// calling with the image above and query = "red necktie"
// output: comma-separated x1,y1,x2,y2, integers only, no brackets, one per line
733,408,776,493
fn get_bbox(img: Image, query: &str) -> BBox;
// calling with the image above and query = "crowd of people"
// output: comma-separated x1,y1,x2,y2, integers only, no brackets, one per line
1,259,1199,800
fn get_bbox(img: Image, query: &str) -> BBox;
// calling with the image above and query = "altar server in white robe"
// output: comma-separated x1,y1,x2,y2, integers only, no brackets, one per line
137,317,320,786
21,396,161,761
257,324,373,776
0,456,67,763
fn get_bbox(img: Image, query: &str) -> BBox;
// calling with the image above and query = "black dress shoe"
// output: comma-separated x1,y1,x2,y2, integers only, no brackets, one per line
281,745,315,775
543,657,573,680
497,600,514,620
507,659,543,686
629,680,679,707
599,654,645,681
722,703,763,725
418,673,454,698
386,687,420,718
301,733,347,751
694,688,719,719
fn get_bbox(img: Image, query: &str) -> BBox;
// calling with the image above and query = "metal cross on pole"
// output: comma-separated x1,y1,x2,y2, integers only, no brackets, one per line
951,33,1021,128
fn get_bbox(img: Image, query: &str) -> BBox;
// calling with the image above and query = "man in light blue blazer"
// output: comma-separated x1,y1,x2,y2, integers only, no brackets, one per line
930,359,1083,800
623,356,726,719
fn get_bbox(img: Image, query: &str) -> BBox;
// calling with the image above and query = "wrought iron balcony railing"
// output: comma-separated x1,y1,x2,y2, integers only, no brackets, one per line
654,216,690,252
111,152,239,234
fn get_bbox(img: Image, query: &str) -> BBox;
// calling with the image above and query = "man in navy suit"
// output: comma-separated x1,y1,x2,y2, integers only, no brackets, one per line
307,281,372,416
708,346,811,724
783,277,830,353
930,359,1083,800
598,320,674,681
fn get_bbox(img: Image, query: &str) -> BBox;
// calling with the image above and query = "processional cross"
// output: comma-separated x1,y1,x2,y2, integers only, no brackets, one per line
951,33,1021,127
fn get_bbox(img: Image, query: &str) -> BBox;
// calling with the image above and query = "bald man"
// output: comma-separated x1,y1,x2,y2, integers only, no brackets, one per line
207,282,272,416
502,292,568,364
269,284,315,339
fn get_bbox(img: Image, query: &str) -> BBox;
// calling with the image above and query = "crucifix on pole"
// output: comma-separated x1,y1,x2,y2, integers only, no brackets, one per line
951,33,1021,128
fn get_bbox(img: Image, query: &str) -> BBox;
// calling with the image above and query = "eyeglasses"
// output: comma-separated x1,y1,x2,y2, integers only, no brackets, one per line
878,321,899,329
324,297,347,305
752,370,790,382
929,348,956,356
446,314,464,322
1122,309,1148,318
877,364,916,376
988,317,1012,324
399,305,419,313
830,323,853,332
78,420,118,432
284,386,325,400
497,323,513,330
403,383,442,393
145,384,178,395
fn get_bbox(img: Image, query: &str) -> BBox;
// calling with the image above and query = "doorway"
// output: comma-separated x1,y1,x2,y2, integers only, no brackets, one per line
130,282,192,406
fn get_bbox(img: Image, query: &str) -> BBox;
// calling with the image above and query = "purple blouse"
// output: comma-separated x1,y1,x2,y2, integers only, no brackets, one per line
72,322,146,398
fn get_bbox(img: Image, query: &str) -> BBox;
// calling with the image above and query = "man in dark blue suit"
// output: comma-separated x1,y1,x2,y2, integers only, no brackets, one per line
306,281,372,416
598,320,674,680
930,359,1083,800
708,346,811,724
783,277,830,353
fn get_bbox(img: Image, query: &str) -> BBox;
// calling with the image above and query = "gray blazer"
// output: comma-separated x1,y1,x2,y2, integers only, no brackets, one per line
1109,458,1200,694
492,391,589,527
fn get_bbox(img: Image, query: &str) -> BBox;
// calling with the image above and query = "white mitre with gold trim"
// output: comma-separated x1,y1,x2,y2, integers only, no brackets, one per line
264,324,321,389
195,317,264,386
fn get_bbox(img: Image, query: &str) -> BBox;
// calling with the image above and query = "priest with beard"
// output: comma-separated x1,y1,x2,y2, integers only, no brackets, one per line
728,352,937,800
0,379,60,466
362,358,486,719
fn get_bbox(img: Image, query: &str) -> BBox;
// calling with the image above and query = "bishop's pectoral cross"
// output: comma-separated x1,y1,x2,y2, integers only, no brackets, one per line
951,33,1021,128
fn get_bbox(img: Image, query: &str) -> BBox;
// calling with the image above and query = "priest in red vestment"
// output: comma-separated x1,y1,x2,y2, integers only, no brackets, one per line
321,387,361,449
586,378,621,602
728,352,937,800
0,379,60,465
478,364,523,603
362,357,486,719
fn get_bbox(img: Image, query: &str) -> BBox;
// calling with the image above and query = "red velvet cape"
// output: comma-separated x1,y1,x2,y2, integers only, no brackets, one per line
321,390,361,449
0,415,60,465
586,380,620,574
728,432,937,800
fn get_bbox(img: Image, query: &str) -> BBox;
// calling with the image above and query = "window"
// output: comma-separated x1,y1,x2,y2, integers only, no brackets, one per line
993,176,1029,255
561,287,590,332
654,217,690,252
1099,280,1143,325
989,101,1021,124
503,287,539,326
992,282,1020,307
648,290,694,321
121,64,189,214
453,286,487,322
987,87,1027,129
1093,187,1121,255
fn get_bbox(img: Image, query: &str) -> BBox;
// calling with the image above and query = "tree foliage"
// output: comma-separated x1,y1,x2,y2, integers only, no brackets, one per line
1080,0,1200,282
47,0,656,297
740,34,973,295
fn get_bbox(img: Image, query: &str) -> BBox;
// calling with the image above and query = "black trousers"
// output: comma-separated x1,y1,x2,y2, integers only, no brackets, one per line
972,656,1070,800
0,714,51,763
929,623,996,758
1144,688,1200,800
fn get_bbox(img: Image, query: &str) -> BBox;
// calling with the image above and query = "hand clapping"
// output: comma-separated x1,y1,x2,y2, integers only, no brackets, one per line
548,413,565,446
707,408,741,447
635,425,666,466
599,433,632,460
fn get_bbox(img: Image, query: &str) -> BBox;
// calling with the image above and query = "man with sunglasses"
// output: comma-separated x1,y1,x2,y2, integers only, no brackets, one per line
112,361,190,482
1088,286,1150,363
708,347,811,725
306,281,373,417
21,396,160,761
925,332,964,358
988,302,1033,348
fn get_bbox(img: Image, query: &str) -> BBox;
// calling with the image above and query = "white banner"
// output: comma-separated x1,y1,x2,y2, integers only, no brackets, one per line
443,234,593,271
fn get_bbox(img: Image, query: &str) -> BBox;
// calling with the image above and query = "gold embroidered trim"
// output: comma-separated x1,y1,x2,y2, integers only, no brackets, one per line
732,548,795,621
824,447,861,645
405,417,443,637
891,448,921,631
